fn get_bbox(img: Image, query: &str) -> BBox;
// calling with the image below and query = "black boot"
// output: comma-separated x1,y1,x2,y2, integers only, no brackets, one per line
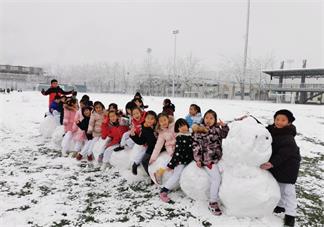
132,162,139,175
113,146,124,152
273,206,285,214
284,215,295,227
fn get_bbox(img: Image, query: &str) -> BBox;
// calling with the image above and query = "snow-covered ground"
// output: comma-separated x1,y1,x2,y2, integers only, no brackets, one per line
0,91,323,227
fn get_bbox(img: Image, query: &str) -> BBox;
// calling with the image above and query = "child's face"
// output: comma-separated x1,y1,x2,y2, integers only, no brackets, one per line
55,99,60,103
51,82,58,88
80,102,85,109
189,106,197,116
95,105,103,113
84,109,91,117
145,115,156,127
109,113,118,123
159,116,169,129
126,108,132,115
134,100,141,107
204,113,216,127
178,124,189,133
274,114,289,128
132,109,141,121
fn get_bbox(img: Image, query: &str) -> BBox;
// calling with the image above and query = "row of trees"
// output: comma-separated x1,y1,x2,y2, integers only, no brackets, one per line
44,53,276,99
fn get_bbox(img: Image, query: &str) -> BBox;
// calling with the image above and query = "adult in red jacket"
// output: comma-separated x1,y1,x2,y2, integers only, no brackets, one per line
41,79,74,107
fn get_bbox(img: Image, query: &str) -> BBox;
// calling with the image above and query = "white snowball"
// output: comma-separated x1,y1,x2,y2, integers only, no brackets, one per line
110,148,132,170
61,131,76,152
92,138,110,160
129,144,146,164
222,117,272,167
219,165,280,217
180,161,210,201
51,126,65,146
39,116,58,138
148,152,176,186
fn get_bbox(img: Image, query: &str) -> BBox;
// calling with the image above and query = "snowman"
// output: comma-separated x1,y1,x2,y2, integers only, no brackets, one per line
180,117,280,217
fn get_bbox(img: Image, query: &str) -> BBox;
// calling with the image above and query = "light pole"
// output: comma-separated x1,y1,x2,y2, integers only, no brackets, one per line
147,48,152,95
172,29,179,97
242,0,250,100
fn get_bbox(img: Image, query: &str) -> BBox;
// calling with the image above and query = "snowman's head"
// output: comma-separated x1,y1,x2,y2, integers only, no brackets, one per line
222,117,272,167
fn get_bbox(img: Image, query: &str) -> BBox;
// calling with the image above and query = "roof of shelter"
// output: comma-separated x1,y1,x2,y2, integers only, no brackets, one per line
263,68,324,78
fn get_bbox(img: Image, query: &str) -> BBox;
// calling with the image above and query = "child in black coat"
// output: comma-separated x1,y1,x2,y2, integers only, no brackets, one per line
130,111,158,175
75,106,93,160
260,109,301,227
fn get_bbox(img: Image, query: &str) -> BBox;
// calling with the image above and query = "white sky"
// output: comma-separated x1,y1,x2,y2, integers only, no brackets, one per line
0,0,323,70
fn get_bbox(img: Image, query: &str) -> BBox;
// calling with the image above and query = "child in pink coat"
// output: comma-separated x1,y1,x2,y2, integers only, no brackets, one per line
61,97,78,157
149,112,176,164
71,99,88,155
79,101,105,162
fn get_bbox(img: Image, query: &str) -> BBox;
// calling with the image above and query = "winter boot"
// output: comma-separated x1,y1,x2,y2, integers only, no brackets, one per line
114,146,124,152
284,215,295,227
273,206,285,214
87,154,94,162
76,153,83,161
132,162,139,175
97,153,103,163
208,202,222,216
159,192,171,203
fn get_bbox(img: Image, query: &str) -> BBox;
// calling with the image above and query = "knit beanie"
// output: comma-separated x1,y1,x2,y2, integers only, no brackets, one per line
274,109,295,123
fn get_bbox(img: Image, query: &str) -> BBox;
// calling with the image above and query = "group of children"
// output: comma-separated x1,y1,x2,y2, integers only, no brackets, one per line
42,79,300,226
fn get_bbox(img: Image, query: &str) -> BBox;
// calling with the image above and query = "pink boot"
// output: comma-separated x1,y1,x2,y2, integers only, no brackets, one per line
159,192,171,203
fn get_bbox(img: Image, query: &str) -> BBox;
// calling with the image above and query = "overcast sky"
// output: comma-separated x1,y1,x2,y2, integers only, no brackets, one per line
0,0,323,70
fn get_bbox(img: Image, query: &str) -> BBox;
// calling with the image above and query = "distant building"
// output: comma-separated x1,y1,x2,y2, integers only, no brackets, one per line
0,64,47,90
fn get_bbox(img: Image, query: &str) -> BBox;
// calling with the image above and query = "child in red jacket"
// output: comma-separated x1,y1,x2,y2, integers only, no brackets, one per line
101,110,129,170
117,106,146,151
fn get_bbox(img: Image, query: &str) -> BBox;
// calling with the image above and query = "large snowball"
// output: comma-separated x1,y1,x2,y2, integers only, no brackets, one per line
148,152,176,186
222,117,272,167
219,165,280,217
39,116,58,138
61,131,76,151
110,148,132,170
51,125,65,146
92,138,110,160
110,145,147,177
180,161,210,201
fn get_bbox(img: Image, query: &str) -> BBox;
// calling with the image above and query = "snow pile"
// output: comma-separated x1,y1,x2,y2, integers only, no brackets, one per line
39,116,58,138
110,144,146,170
51,125,65,147
110,148,132,170
219,117,280,217
92,138,109,160
180,161,210,201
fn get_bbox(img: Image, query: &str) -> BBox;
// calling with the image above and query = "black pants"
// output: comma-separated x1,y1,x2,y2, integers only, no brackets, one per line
141,152,151,176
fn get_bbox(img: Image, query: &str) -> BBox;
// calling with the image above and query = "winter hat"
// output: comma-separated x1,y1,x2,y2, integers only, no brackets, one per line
274,109,295,123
